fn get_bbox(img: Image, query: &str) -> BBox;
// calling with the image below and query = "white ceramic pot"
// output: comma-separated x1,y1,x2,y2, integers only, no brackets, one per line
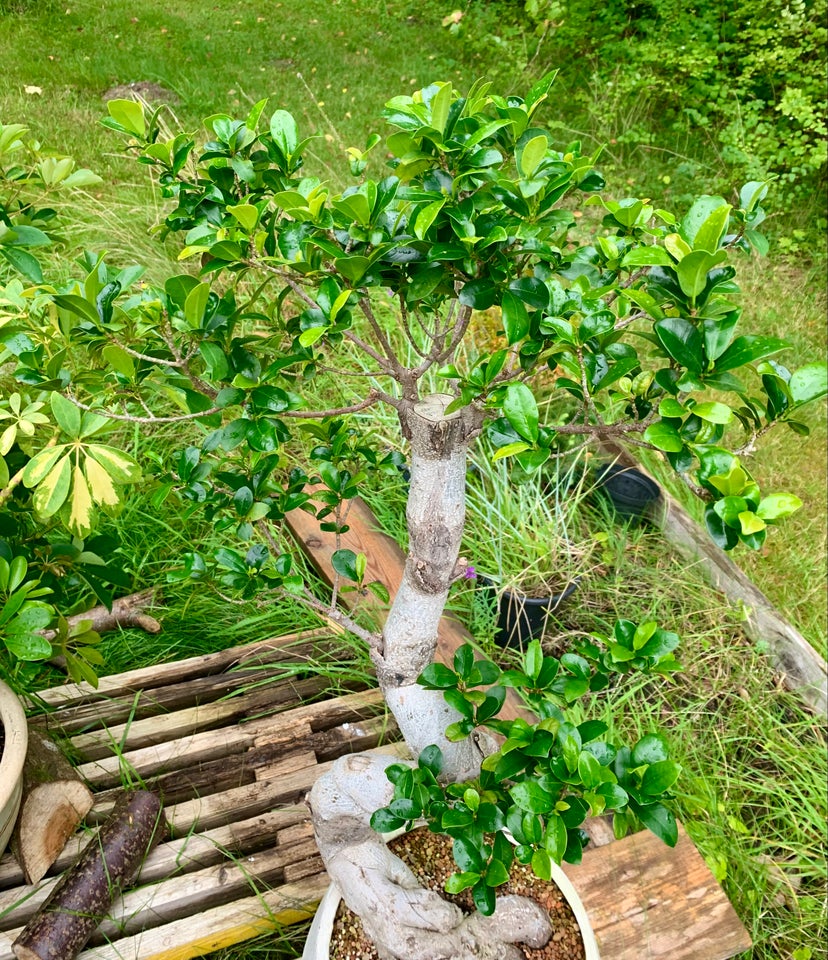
0,677,28,858
303,829,600,959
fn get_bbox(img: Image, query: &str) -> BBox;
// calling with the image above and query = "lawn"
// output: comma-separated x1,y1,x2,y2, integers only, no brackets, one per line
1,2,826,959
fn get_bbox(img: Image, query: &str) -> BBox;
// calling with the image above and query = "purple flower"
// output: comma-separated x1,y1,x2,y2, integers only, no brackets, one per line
463,565,477,580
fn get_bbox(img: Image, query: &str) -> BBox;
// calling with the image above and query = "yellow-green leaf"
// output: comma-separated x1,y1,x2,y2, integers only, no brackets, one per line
227,203,259,231
85,444,141,483
184,282,211,329
83,454,120,507
0,423,16,456
33,454,72,517
738,511,766,536
67,463,94,536
22,444,67,487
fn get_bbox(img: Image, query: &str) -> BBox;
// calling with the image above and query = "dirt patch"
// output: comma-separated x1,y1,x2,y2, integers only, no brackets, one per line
102,81,180,105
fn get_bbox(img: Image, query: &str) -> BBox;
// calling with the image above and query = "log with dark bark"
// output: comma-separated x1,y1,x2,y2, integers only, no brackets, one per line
9,729,93,885
11,790,165,960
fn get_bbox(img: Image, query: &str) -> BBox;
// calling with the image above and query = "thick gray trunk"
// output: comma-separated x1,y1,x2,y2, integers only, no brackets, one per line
308,395,553,958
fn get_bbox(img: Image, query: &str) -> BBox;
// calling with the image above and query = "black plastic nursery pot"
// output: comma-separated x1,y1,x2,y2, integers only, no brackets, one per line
594,464,661,522
477,577,581,648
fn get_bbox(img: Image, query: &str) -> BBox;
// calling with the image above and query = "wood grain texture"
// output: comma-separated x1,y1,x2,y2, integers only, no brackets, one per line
563,826,751,960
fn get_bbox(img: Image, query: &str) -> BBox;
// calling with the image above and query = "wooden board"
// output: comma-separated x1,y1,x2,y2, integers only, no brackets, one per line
563,826,751,960
0,629,405,960
286,498,752,960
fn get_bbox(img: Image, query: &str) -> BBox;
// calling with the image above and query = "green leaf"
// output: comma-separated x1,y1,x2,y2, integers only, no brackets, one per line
679,196,729,249
691,401,732,424
508,276,549,310
643,422,684,453
102,344,135,378
789,363,827,408
715,336,789,373
21,445,66,487
227,203,259,231
621,246,672,267
444,871,479,894
654,317,704,373
85,445,141,483
631,733,669,765
453,836,484,872
0,246,43,282
107,98,146,137
690,204,732,254
674,250,728,299
634,802,678,847
543,813,568,862
459,278,497,310
500,291,529,345
413,199,446,241
738,511,765,536
184,282,211,328
640,760,682,795
531,848,553,881
429,82,453,134
518,135,548,178
510,781,554,814
331,548,359,581
50,392,81,437
756,493,802,522
270,110,298,158
502,383,539,443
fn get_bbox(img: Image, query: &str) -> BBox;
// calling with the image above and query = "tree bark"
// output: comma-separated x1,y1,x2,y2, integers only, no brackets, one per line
9,728,93,885
309,394,553,959
12,790,165,960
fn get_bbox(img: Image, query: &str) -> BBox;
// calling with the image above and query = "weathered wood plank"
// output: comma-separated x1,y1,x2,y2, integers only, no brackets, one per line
0,809,310,921
75,874,331,960
0,873,332,960
599,441,827,715
68,675,333,761
30,629,329,709
563,825,751,960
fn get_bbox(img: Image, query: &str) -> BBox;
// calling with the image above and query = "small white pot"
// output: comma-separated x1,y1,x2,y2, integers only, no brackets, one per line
0,677,28,858
303,829,600,959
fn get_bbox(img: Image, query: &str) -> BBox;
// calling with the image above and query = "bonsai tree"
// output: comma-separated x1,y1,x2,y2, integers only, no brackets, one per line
1,77,825,956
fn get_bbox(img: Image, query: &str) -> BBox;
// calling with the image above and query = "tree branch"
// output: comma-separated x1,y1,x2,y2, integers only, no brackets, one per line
68,397,222,425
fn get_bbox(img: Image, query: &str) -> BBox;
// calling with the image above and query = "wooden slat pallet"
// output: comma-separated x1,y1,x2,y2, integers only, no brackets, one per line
0,629,405,960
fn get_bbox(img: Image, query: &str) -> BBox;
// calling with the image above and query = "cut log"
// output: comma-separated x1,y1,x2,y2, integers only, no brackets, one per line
12,790,164,960
41,590,162,646
9,730,93,885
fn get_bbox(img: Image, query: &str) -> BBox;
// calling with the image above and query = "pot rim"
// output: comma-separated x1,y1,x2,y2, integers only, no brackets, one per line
0,678,27,791
303,825,600,959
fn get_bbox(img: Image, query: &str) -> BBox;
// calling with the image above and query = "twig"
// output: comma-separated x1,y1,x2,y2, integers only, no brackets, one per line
69,397,222,425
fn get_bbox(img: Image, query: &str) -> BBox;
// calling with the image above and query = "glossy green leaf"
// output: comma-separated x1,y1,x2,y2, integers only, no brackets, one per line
674,250,728,299
715,336,789,372
654,317,704,373
643,422,684,452
502,383,539,443
756,493,802,521
789,363,827,408
500,291,529,345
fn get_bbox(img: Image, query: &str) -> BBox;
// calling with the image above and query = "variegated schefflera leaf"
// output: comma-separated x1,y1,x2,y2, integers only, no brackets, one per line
21,394,141,537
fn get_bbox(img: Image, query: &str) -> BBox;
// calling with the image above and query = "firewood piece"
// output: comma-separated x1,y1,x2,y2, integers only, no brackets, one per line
11,790,165,960
9,729,93,885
